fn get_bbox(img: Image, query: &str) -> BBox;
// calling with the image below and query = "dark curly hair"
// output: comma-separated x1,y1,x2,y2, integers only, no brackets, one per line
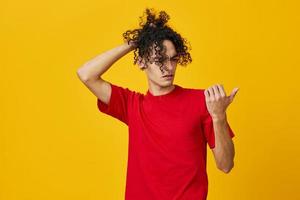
122,8,192,72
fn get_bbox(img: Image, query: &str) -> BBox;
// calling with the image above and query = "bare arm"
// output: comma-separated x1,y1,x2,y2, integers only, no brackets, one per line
77,42,135,81
76,42,135,104
204,85,238,174
211,115,235,173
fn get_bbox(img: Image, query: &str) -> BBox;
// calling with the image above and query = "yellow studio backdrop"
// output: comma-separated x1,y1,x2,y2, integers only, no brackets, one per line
1,0,299,199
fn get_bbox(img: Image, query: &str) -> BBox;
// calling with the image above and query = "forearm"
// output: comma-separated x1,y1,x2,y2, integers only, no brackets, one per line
212,115,235,172
77,42,134,81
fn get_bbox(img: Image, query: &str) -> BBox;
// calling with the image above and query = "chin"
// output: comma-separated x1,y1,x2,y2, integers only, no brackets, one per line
150,77,174,88
160,81,174,87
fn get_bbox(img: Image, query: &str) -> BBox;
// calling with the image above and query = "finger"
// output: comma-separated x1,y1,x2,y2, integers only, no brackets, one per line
208,87,215,101
233,87,239,97
204,89,210,102
137,56,142,65
212,85,220,99
217,84,226,97
231,88,239,96
229,87,239,103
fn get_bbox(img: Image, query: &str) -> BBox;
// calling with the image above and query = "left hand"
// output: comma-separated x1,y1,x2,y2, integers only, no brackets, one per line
204,84,239,120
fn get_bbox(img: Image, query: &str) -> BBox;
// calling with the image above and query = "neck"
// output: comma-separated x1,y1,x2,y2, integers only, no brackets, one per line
147,82,175,96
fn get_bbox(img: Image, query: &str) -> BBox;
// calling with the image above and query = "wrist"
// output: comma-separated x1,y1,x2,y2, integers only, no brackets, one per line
124,41,136,50
211,113,227,122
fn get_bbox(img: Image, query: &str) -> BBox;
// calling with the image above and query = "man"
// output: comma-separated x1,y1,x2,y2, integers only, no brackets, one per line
77,8,238,200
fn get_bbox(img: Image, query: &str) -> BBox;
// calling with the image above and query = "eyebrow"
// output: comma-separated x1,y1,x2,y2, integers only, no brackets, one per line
153,54,178,60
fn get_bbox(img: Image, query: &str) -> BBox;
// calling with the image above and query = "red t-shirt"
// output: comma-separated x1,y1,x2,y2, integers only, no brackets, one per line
97,83,235,200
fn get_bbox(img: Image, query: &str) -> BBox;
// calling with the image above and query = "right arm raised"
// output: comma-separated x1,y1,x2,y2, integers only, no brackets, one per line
76,42,135,104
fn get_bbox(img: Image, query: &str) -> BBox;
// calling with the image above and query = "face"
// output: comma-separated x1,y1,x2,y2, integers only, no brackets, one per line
138,39,179,89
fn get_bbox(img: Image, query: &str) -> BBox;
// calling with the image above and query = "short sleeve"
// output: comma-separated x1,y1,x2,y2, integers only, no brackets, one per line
97,83,134,125
200,90,235,149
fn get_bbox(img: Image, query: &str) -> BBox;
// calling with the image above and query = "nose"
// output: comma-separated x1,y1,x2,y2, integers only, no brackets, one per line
162,59,175,73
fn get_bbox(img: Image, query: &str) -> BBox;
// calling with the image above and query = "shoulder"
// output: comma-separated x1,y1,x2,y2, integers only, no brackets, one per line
177,85,206,104
179,85,206,98
106,83,145,107
177,85,208,117
110,83,142,96
180,85,208,110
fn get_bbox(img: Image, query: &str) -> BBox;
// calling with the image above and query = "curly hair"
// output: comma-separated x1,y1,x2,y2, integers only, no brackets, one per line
122,8,192,72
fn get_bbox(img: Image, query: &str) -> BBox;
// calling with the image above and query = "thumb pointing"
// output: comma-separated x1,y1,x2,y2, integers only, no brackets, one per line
229,87,239,103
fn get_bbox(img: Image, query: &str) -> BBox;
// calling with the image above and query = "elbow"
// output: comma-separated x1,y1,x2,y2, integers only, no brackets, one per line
77,65,102,82
218,161,234,174
77,68,90,82
221,167,232,174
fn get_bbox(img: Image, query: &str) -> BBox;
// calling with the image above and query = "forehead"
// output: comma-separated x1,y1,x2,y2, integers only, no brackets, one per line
150,40,177,57
162,40,176,54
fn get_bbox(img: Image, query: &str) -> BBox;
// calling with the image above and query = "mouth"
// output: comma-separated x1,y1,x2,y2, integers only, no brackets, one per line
162,74,174,78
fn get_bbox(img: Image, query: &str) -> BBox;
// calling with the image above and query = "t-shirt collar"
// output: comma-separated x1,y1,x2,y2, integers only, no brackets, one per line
145,84,181,100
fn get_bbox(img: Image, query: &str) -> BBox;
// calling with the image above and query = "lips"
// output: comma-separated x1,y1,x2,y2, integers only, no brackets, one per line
162,74,173,77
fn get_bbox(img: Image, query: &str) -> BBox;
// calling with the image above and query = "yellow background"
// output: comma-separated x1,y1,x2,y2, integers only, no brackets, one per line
1,0,299,199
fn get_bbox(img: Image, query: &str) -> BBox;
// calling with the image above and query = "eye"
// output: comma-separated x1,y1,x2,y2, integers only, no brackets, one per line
153,56,162,61
171,57,179,62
